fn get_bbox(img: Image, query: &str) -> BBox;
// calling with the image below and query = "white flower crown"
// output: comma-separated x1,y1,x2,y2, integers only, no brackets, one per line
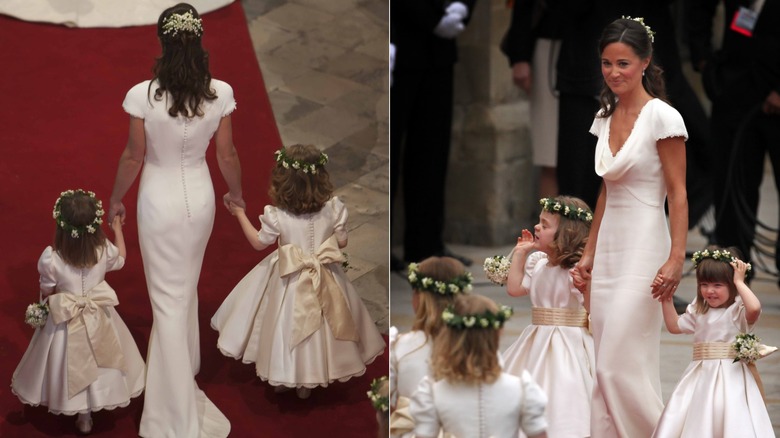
274,147,328,174
162,10,203,37
407,262,473,295
539,197,593,223
691,249,752,276
52,189,104,238
442,305,513,330
622,16,655,43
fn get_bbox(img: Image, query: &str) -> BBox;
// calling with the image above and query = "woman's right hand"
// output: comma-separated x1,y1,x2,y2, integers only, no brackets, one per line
574,253,594,287
108,200,126,224
223,192,245,211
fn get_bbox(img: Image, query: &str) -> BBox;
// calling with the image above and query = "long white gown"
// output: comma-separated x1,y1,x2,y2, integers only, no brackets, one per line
588,98,688,437
502,251,594,437
123,79,235,438
11,244,145,415
652,297,774,437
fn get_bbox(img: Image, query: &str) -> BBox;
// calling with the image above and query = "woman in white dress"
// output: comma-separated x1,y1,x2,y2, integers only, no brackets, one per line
572,17,688,437
389,256,472,437
108,3,243,437
411,294,548,438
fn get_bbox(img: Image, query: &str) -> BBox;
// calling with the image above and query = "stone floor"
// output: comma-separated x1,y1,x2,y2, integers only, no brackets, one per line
242,0,389,333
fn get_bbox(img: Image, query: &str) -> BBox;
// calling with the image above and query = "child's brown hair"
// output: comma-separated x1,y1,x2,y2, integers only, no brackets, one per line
545,196,591,269
268,144,333,214
693,246,742,314
431,294,502,385
52,191,107,268
411,256,467,339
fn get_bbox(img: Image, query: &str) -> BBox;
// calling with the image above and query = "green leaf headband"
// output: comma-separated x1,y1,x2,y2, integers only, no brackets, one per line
162,10,203,37
52,189,104,238
274,147,328,174
622,16,655,43
691,249,752,276
441,304,513,330
366,376,389,412
539,198,593,223
407,262,473,296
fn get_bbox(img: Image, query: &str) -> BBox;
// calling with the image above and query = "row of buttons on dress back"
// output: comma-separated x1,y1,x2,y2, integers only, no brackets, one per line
180,120,191,219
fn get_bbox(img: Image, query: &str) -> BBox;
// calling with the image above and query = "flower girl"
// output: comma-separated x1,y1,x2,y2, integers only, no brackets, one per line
502,196,595,437
653,247,775,437
211,144,386,399
11,189,145,434
389,256,472,437
410,293,548,438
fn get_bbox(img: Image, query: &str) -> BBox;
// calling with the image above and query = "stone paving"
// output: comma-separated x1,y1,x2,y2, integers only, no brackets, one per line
242,0,389,334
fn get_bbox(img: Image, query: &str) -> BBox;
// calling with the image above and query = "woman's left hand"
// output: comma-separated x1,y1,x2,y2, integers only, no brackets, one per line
109,201,126,224
652,258,683,301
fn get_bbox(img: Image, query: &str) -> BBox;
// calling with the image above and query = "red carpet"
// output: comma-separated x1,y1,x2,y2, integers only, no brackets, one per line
0,3,387,437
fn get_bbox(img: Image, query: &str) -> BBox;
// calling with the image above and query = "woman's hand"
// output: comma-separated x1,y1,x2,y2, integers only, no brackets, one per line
574,253,594,286
652,258,683,301
223,192,245,211
108,200,126,224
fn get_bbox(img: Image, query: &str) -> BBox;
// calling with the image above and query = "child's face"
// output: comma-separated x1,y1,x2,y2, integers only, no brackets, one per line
698,281,731,308
533,211,559,254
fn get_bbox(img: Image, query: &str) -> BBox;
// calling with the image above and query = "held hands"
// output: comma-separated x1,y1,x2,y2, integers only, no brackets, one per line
570,267,588,294
433,2,469,39
110,214,123,234
108,200,126,225
652,258,683,301
227,201,246,217
223,192,245,211
572,253,594,291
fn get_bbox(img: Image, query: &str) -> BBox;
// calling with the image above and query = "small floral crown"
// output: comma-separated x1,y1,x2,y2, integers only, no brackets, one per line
274,147,328,174
53,189,104,239
441,304,513,330
691,249,752,274
366,376,389,412
622,16,655,43
539,198,593,223
162,10,203,37
407,262,473,295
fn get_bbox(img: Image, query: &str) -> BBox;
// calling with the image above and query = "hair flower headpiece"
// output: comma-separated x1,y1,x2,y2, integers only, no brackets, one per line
162,10,203,37
366,376,389,412
441,304,513,330
274,147,328,174
691,248,752,277
539,197,593,223
407,262,473,296
622,16,655,43
52,189,104,239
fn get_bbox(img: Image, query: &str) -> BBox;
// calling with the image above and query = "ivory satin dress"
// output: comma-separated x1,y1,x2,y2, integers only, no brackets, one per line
123,79,235,438
588,98,688,437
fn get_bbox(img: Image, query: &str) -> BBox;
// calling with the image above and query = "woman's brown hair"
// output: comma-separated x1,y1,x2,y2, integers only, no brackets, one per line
547,196,591,269
150,3,217,118
269,144,333,214
53,193,107,268
431,294,502,385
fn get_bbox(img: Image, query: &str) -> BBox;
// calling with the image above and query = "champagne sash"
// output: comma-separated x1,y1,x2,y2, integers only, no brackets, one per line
48,281,125,398
389,395,414,436
278,235,358,349
531,307,588,327
692,341,777,403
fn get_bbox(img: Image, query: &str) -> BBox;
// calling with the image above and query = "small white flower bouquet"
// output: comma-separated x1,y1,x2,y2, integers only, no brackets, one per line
483,255,511,285
24,301,49,329
732,332,778,364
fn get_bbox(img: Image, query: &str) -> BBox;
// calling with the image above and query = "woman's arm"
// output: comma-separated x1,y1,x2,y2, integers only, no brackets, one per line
214,115,244,209
109,117,146,222
654,136,688,301
506,229,535,297
574,183,606,284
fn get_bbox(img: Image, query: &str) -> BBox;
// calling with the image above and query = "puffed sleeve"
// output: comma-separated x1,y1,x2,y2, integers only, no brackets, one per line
389,326,399,408
215,80,237,117
410,376,440,438
37,246,57,290
122,81,150,119
104,241,126,273
729,296,755,333
676,303,698,335
521,251,547,290
258,205,280,245
331,196,348,244
519,370,548,437
651,101,688,141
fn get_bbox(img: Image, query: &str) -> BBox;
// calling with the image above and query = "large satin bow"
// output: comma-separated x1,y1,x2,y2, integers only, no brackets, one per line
389,396,415,436
48,281,126,398
278,235,359,349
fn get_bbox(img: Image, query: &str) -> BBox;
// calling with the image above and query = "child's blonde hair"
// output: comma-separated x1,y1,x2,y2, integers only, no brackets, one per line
411,256,467,339
544,195,591,269
268,144,333,215
432,294,502,385
53,191,107,268
694,246,742,314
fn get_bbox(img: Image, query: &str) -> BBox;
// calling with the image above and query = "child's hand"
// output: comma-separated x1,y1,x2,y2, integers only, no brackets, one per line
228,201,245,216
111,214,122,232
514,229,535,253
570,267,588,293
731,259,749,284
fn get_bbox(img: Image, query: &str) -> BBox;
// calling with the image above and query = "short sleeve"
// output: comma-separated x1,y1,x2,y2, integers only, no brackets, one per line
258,205,280,245
37,246,57,290
729,296,754,333
651,101,688,142
104,241,125,272
589,112,606,137
122,81,150,119
676,303,697,335
213,80,237,117
519,370,548,437
410,376,440,438
521,251,547,290
331,197,348,244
